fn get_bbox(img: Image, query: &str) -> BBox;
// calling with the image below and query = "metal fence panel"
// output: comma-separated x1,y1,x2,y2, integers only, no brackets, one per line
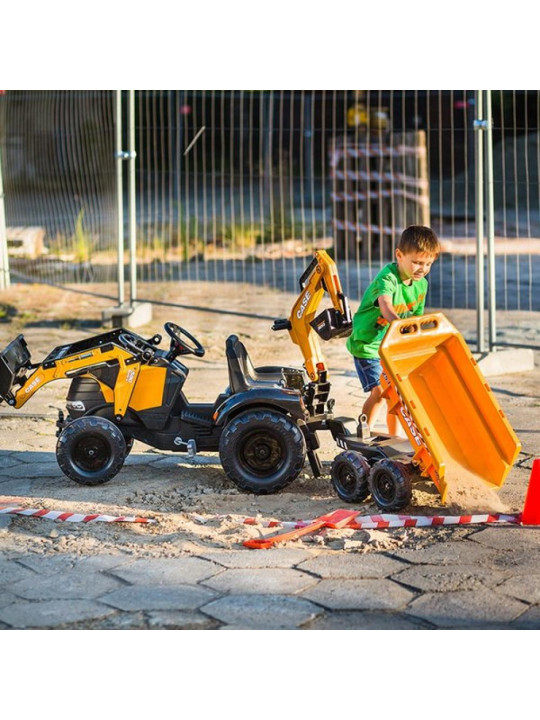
1,90,117,284
1,90,539,315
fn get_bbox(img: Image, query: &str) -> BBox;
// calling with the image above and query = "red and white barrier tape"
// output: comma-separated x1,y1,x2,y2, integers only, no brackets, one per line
243,517,309,529
242,512,521,531
347,513,520,529
0,506,156,524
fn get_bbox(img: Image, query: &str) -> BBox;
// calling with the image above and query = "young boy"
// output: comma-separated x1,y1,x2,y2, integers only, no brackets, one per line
346,225,440,435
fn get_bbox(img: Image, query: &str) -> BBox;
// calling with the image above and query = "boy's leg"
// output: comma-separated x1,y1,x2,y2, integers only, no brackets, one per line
361,385,386,430
362,386,401,436
354,357,386,432
386,407,399,436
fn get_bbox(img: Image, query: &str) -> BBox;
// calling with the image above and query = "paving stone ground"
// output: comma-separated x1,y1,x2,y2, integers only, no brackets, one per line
0,282,539,629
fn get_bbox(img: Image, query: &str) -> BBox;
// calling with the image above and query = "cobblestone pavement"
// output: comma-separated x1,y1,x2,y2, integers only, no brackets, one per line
0,282,539,630
2,519,540,629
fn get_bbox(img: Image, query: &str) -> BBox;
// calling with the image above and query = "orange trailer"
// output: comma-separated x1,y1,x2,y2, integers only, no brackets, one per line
331,313,522,511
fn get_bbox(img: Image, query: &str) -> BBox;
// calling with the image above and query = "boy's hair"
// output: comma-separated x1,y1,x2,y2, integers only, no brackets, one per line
397,225,440,257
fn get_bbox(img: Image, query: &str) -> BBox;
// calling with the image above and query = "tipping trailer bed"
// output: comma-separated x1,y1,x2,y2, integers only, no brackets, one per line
379,313,522,503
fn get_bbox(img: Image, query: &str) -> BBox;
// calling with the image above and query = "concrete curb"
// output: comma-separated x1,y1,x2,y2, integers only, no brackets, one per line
101,301,153,329
474,348,535,377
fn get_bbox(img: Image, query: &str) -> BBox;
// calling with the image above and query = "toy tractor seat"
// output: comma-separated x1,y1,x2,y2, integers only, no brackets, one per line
225,334,305,395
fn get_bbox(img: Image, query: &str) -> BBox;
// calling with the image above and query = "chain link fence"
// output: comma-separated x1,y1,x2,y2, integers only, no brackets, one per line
1,90,539,318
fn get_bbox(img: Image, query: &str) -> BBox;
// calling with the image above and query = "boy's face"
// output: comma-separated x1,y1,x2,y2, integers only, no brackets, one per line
396,249,437,283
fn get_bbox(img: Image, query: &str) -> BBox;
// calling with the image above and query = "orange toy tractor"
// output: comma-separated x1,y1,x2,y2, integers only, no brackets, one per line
0,251,352,495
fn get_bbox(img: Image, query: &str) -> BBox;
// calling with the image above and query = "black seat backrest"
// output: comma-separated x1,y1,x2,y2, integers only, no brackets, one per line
225,334,251,394
226,334,285,394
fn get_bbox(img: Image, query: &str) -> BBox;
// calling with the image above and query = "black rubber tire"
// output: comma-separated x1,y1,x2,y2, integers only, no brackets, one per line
368,459,413,511
219,409,306,494
331,450,371,503
56,416,127,486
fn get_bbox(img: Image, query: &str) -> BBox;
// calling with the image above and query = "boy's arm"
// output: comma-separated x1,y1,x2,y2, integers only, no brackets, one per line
377,294,402,322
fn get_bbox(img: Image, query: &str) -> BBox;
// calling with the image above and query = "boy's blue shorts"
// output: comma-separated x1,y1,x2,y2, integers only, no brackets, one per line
354,356,383,393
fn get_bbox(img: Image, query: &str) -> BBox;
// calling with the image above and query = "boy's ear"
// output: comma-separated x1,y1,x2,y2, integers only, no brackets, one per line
395,248,403,262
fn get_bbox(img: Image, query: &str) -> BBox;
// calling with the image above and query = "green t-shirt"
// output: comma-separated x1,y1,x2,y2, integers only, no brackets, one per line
346,262,428,359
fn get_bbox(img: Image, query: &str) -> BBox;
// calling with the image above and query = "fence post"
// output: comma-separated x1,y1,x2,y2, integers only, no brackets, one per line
0,144,10,290
115,90,125,307
128,90,137,304
474,90,486,353
485,89,496,350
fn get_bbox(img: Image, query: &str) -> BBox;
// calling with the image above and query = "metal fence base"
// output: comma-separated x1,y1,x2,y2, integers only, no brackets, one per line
474,348,535,377
101,301,153,329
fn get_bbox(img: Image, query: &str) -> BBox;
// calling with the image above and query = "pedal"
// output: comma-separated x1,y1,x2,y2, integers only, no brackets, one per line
173,437,198,456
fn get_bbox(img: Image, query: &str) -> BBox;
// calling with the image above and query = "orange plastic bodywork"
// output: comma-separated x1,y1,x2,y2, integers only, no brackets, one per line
378,313,522,503
129,366,167,411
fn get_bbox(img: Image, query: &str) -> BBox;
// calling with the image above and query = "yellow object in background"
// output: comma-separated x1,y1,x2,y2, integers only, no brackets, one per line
347,103,368,128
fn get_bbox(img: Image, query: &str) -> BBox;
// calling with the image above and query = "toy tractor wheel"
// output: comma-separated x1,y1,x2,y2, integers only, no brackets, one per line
56,416,127,486
368,459,413,511
331,451,370,503
219,409,306,494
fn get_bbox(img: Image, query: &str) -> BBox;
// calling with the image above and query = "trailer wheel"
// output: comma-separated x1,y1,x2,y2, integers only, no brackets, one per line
219,409,306,494
368,459,412,511
56,416,126,486
331,451,370,503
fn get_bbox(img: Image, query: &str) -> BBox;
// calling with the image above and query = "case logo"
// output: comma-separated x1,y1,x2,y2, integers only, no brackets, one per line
394,387,427,449
24,375,43,394
296,290,311,319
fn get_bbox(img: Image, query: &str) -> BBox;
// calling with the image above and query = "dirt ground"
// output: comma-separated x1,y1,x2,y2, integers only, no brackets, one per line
0,280,537,559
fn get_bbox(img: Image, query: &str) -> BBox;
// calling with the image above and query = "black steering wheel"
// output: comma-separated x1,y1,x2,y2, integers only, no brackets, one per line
164,322,205,359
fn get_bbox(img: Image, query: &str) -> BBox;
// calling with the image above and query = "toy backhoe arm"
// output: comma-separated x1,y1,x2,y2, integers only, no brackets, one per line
272,250,352,381
0,335,141,421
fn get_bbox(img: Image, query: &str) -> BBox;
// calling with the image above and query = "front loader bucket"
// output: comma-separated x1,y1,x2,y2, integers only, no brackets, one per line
0,335,31,403
379,313,521,503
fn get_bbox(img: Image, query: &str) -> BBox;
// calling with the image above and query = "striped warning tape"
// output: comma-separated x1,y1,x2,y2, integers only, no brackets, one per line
0,506,156,524
347,513,520,529
242,512,521,530
243,517,309,529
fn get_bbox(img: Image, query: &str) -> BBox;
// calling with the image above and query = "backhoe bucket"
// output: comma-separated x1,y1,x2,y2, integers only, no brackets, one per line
379,313,521,503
